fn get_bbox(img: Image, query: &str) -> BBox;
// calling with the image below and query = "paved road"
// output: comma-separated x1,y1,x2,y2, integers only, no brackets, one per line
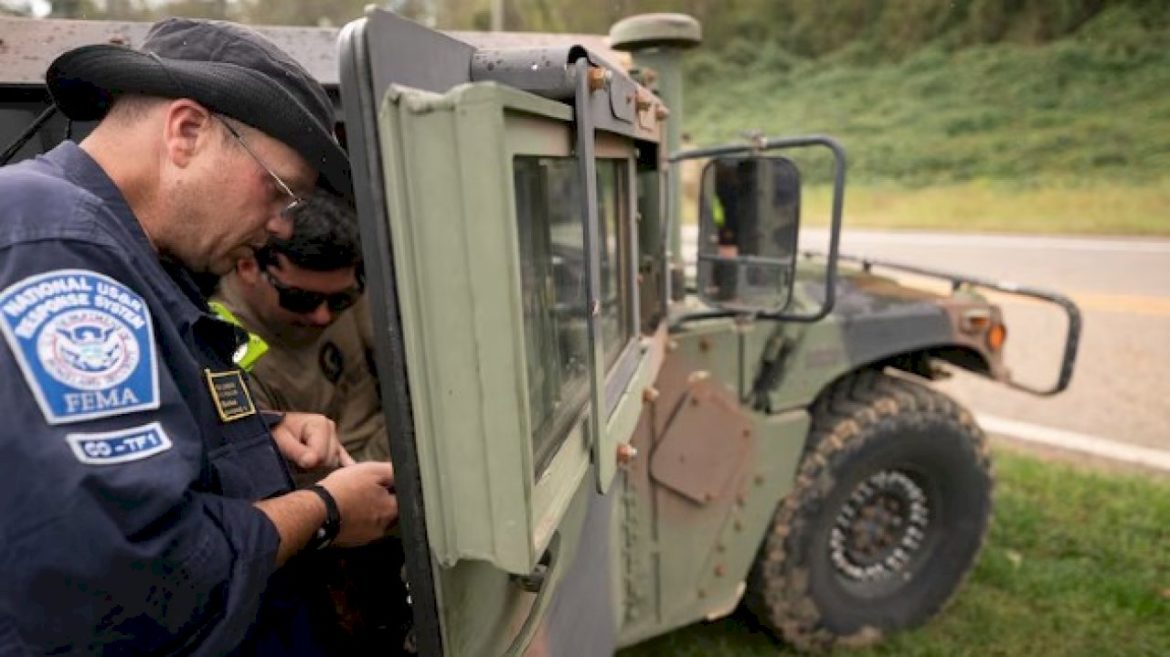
682,227,1170,452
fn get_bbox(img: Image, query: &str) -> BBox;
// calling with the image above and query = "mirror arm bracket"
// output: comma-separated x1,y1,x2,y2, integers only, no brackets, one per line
671,135,848,325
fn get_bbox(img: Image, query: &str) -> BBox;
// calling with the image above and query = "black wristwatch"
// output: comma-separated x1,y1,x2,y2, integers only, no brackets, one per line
307,484,341,551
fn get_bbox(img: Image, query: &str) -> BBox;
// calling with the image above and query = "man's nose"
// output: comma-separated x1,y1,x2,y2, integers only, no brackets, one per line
305,303,333,327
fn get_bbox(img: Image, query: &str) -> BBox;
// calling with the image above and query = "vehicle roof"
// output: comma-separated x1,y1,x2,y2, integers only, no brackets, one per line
0,17,629,88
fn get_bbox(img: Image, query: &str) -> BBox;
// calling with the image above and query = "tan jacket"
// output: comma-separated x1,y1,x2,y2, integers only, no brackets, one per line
214,282,390,466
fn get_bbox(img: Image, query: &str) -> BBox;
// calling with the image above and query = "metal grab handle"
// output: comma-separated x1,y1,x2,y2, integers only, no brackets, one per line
823,251,1083,396
1005,292,1081,396
502,531,564,657
0,106,58,166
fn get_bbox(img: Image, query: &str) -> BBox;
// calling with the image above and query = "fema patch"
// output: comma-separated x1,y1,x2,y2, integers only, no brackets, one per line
66,421,173,465
0,269,159,425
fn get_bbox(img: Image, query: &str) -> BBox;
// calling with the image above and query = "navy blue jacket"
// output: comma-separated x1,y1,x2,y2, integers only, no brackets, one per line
0,142,298,655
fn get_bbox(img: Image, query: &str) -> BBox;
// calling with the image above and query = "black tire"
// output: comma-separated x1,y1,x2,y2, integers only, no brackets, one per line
745,369,993,651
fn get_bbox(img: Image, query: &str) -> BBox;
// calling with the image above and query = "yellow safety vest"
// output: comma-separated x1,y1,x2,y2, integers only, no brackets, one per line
209,300,269,372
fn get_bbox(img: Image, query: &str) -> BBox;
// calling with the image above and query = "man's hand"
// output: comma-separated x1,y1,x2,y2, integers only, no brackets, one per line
319,462,398,547
271,412,355,471
255,461,397,565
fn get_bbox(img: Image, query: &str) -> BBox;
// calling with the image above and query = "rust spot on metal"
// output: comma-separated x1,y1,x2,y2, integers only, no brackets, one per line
742,428,751,438
587,66,607,91
715,543,725,553
698,336,712,352
736,493,747,506
714,564,726,577
733,519,743,532
686,370,710,385
649,364,756,507
616,443,638,466
635,89,653,112
754,474,765,486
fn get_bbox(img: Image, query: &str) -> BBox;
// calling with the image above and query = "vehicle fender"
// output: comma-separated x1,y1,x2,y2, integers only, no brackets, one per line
754,270,1000,413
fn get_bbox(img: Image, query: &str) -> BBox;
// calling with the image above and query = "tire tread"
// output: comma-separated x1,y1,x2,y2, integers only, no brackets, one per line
744,369,993,651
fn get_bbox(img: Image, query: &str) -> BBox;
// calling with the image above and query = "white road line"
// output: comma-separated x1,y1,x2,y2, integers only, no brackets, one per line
977,413,1170,473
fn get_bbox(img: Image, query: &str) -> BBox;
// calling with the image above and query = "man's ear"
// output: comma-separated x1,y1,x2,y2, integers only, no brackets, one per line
162,99,216,169
236,254,261,284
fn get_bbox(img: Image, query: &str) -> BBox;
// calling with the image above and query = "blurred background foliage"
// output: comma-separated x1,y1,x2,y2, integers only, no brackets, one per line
680,0,1170,188
5,0,1165,51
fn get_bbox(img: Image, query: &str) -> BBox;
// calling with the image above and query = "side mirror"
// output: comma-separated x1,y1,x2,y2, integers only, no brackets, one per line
697,156,801,313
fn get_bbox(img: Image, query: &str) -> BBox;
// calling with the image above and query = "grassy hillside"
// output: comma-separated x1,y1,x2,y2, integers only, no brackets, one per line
682,5,1170,233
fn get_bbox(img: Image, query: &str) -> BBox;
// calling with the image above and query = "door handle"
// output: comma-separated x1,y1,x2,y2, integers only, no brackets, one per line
502,531,563,657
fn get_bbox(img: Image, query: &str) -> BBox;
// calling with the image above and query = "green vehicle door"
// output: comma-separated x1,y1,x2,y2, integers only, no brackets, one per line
340,10,672,656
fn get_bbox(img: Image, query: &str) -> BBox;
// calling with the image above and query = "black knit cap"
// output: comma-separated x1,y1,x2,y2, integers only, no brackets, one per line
45,18,349,196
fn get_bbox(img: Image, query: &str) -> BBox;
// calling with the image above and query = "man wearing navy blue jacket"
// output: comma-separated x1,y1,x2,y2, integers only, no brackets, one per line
0,18,398,656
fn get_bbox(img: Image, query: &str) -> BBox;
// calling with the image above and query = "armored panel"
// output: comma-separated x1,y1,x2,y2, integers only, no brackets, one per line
372,78,665,574
341,7,666,577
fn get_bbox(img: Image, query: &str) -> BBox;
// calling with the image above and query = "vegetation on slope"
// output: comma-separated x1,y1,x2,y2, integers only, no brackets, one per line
686,3,1170,188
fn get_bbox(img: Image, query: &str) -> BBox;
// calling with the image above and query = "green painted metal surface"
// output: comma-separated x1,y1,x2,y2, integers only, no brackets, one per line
609,13,702,52
378,82,580,576
609,14,700,284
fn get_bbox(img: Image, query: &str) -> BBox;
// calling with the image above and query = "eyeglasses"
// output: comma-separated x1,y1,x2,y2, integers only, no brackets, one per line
216,116,305,219
261,269,362,315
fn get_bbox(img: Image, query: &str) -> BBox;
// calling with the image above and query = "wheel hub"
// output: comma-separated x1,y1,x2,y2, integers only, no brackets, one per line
829,469,930,583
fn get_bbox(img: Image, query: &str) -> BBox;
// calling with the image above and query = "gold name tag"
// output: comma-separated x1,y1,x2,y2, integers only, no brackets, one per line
204,369,257,422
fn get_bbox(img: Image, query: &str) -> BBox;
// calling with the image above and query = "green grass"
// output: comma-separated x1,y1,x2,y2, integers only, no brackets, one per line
681,7,1170,235
801,180,1170,235
678,176,1170,235
619,449,1170,657
686,37,1170,186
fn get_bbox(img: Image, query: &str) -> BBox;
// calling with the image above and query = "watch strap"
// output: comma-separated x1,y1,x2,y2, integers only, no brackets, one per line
307,484,341,550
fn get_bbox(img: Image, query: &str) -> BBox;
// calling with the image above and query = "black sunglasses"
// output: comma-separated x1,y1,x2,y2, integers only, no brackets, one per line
261,270,362,315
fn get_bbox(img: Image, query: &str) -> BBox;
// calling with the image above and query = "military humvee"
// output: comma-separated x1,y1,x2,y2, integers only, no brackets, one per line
0,9,1081,656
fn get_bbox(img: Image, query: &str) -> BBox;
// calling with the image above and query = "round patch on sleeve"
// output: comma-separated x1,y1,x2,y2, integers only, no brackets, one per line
0,269,160,424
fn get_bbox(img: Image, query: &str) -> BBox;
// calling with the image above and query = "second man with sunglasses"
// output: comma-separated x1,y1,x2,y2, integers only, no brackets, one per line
213,191,411,655
214,192,391,476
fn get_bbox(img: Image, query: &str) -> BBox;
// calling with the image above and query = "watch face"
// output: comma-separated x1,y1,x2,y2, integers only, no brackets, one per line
313,526,332,550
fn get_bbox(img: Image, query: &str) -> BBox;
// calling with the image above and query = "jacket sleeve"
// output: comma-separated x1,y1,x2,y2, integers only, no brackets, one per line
245,367,288,411
0,238,281,656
